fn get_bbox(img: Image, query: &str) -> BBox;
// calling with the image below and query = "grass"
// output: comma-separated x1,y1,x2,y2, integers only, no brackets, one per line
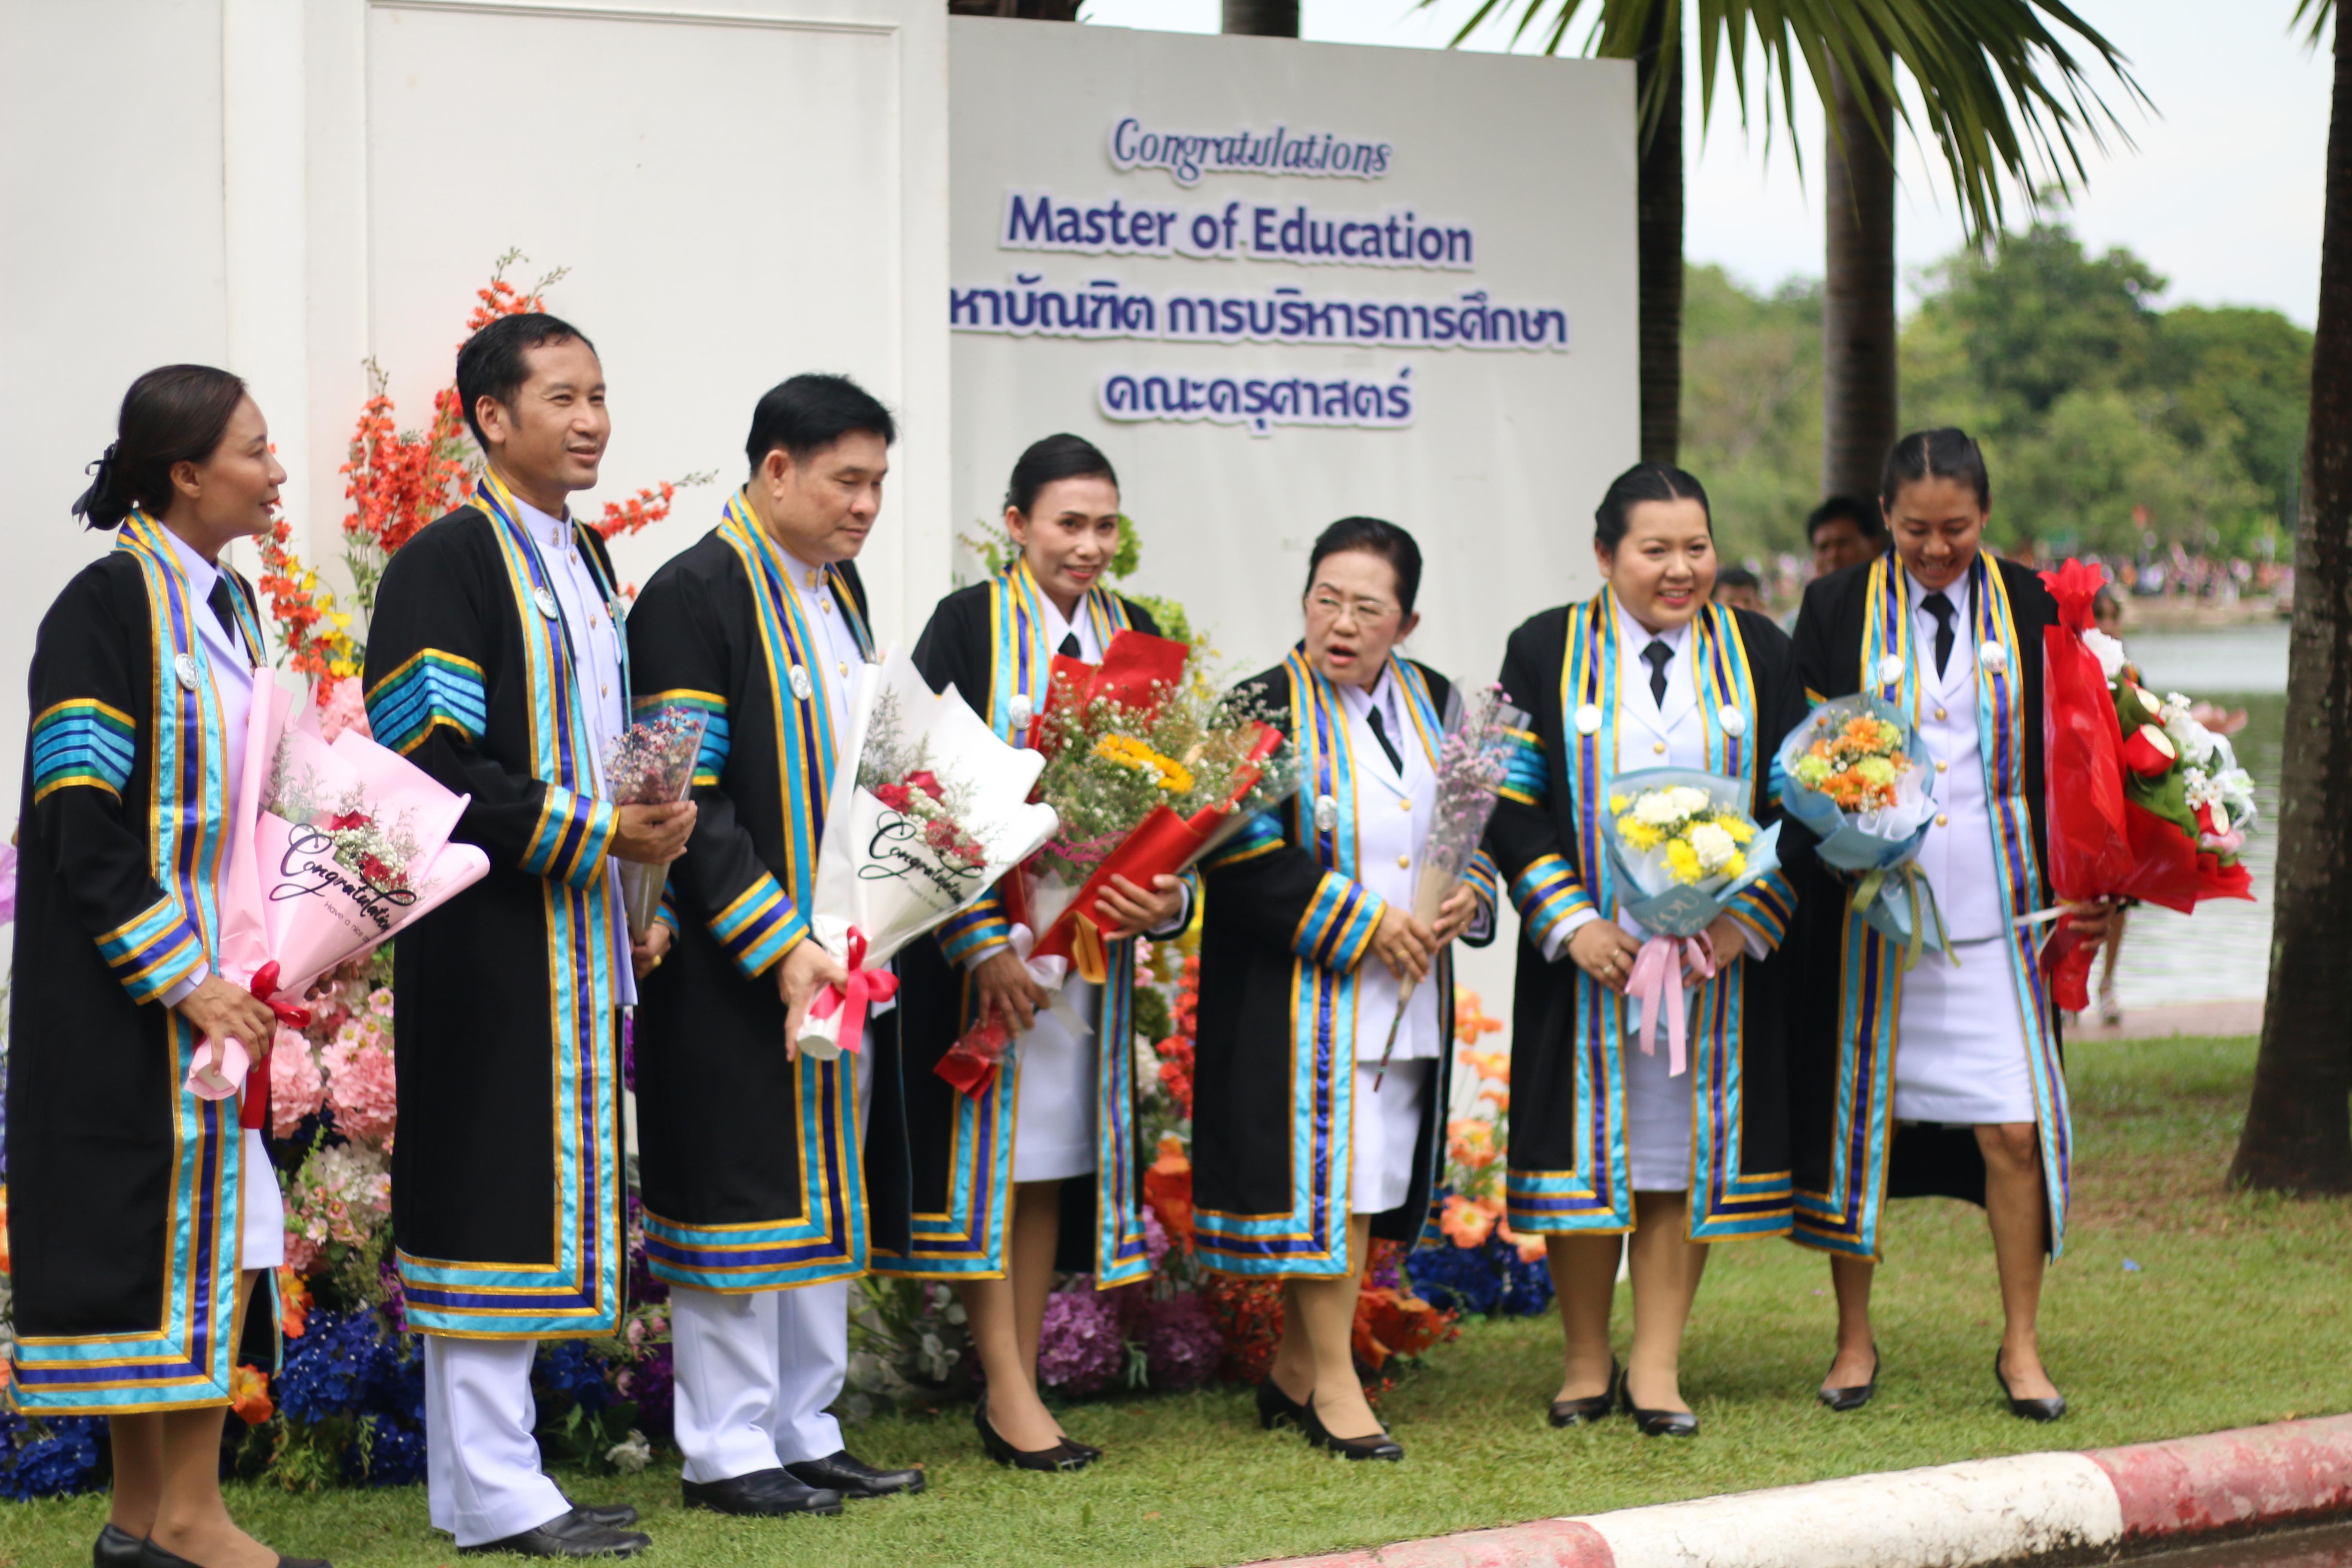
6,1032,2350,1568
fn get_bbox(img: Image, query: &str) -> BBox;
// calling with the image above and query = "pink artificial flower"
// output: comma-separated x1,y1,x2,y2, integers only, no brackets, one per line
320,1039,398,1149
282,1229,319,1274
316,677,372,744
269,1029,328,1138
0,840,18,925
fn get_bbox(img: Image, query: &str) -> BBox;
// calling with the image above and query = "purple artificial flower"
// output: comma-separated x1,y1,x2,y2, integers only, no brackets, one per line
1139,1293,1221,1392
622,1013,636,1094
1141,1205,1170,1268
377,1257,407,1335
633,1344,676,1442
1035,1280,1123,1396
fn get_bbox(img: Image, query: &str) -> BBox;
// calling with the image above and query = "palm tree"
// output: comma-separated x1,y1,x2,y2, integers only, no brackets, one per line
1430,0,2139,487
2234,0,2352,1195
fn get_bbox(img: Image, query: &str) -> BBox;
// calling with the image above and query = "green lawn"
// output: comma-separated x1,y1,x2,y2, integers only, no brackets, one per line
7,1032,2349,1568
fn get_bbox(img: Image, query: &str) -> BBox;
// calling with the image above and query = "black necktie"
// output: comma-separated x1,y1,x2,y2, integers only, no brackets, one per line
1365,703,1405,774
207,577,243,650
1641,639,1673,707
1058,631,1082,659
1923,592,1957,677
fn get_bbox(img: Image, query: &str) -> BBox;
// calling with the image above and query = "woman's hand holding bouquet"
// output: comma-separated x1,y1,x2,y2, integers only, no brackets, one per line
1776,695,1951,968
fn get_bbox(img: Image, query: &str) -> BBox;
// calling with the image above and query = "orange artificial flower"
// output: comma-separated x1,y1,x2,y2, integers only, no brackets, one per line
1142,1134,1195,1251
277,1267,312,1339
229,1364,274,1426
1438,1193,1495,1249
1454,990,1505,1047
1479,1085,1511,1115
1446,1118,1497,1173
1496,1218,1547,1264
1458,1048,1510,1087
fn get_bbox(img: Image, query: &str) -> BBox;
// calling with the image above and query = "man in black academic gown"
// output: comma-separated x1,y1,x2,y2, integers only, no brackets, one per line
364,313,694,1558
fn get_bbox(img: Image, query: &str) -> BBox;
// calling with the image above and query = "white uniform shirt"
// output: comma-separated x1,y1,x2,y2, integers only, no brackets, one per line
159,530,257,1008
514,493,637,1004
1337,668,1443,1062
1906,574,2006,943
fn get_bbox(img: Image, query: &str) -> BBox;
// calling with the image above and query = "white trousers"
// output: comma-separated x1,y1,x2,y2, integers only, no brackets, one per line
669,1280,850,1480
423,1335,570,1548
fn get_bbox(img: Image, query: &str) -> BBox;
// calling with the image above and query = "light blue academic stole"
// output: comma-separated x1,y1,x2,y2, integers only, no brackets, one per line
11,512,257,1412
637,491,878,1292
1191,649,1444,1279
396,470,627,1337
875,560,1154,1288
1503,596,1794,1240
1792,554,2070,1260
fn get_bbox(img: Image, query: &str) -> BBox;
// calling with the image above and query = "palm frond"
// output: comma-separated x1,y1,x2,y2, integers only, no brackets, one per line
1418,0,2148,246
2292,0,2333,51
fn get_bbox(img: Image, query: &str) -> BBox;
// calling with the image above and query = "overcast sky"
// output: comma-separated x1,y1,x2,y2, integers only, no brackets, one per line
1076,0,2332,325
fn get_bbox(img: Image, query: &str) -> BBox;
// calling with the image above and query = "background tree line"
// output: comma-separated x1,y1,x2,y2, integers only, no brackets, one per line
1687,220,2315,567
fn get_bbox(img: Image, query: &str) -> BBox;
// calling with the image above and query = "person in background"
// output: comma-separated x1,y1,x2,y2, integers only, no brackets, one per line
1807,496,1886,580
10,365,331,1568
1713,566,1765,613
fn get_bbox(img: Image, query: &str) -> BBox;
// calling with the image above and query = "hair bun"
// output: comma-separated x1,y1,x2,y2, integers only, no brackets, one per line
70,442,128,530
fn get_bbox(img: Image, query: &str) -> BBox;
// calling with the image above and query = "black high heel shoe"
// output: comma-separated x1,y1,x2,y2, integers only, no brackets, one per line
975,1398,1090,1472
1818,1343,1880,1412
95,1525,146,1568
1994,1349,2066,1422
1617,1366,1699,1438
1257,1374,1311,1430
1299,1390,1404,1461
1549,1357,1620,1427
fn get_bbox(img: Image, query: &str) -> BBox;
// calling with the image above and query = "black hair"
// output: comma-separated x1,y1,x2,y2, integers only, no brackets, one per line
1593,462,1711,552
73,364,249,530
2093,585,2124,619
1807,494,1884,542
1304,516,1423,616
1004,433,1118,515
1715,566,1761,593
1880,427,1991,511
744,373,897,475
454,312,597,452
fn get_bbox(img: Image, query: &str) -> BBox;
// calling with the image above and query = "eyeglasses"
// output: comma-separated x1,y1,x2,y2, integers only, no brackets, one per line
1308,593,1398,626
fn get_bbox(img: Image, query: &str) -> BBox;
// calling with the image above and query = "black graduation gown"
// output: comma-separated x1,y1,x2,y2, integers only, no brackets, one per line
7,511,270,1412
1785,551,2070,1257
361,476,628,1339
1484,597,1808,1240
1193,652,1498,1279
877,564,1157,1288
625,495,910,1290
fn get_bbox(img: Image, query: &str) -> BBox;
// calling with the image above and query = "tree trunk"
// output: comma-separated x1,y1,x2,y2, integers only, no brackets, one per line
1222,0,1298,34
946,0,1081,18
1822,52,1897,502
1635,3,1683,466
2233,15,2352,1195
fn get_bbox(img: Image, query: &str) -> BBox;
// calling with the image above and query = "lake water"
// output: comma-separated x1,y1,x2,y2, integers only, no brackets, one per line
2104,621,2288,1008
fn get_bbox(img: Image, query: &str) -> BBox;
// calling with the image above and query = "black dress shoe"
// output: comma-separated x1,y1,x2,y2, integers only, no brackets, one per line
459,1506,651,1557
1617,1367,1700,1438
786,1449,925,1499
95,1523,146,1568
1994,1349,2067,1422
137,1540,331,1568
561,1501,639,1530
1258,1374,1311,1430
1299,1391,1404,1461
1819,1344,1880,1412
1056,1433,1104,1462
975,1398,1090,1472
682,1467,845,1517
1549,1357,1620,1427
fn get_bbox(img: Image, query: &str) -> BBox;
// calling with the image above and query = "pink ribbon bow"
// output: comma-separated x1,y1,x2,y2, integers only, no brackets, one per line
805,926,898,1057
1624,933,1717,1078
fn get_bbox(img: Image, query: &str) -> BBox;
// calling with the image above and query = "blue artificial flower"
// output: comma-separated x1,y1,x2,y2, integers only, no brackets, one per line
1497,1237,1556,1316
0,1410,107,1500
1402,1240,1504,1317
533,1340,615,1415
347,1414,429,1487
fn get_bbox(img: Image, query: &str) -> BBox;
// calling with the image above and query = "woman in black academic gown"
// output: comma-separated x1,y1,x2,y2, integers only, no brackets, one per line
1787,429,2114,1420
8,367,330,1567
1485,464,1807,1438
883,435,1188,1470
1193,518,1497,1461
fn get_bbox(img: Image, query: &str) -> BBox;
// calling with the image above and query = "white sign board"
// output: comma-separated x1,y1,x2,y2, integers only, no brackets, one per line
948,18,1635,690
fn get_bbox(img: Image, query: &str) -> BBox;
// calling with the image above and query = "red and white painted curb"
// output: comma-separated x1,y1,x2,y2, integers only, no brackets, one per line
1259,1415,2352,1568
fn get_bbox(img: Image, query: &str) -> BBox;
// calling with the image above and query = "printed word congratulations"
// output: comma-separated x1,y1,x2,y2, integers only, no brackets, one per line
1100,367,1415,435
951,276,1568,353
1109,117,1393,187
1002,190,1474,270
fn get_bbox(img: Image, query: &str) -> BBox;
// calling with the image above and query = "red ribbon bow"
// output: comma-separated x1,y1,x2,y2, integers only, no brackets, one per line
237,960,315,1132
806,928,897,1057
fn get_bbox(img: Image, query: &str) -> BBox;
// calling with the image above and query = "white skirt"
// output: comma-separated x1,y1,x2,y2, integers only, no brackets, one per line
241,1128,285,1270
1349,1060,1430,1216
1620,1017,1694,1192
1893,934,2037,1125
1010,984,1099,1183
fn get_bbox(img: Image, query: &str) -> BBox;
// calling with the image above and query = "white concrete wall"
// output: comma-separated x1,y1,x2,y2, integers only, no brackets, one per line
0,0,951,820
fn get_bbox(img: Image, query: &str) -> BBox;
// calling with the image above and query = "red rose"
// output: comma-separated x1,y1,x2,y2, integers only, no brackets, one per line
875,784,911,812
906,769,945,802
325,811,370,832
